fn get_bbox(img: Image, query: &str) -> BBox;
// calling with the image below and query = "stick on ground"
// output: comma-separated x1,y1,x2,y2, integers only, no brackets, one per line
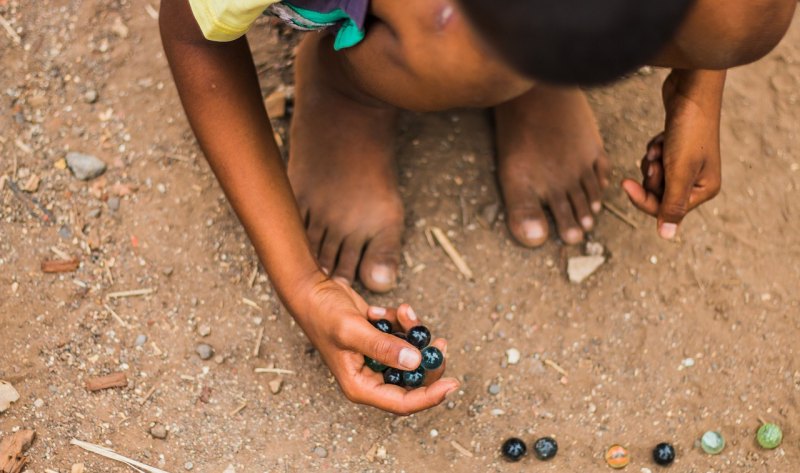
70,439,171,473
86,372,128,392
254,368,296,375
603,202,639,229
106,288,154,299
430,227,474,280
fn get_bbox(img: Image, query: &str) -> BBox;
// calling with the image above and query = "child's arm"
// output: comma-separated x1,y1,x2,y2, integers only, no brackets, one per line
624,0,796,239
159,0,458,414
622,69,725,239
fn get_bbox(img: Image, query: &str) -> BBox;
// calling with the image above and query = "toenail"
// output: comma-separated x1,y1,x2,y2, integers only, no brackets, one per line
320,267,330,275
581,216,594,230
592,202,602,213
565,228,583,243
521,220,546,241
407,306,418,321
371,265,396,285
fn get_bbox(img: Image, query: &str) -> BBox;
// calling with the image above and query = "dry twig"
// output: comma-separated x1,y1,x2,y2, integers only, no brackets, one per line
254,368,296,375
450,440,474,458
603,202,638,229
106,288,154,299
70,439,170,473
86,372,128,391
544,359,569,377
430,227,474,280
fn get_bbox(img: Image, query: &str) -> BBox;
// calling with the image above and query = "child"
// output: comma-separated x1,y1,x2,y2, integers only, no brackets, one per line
159,0,796,415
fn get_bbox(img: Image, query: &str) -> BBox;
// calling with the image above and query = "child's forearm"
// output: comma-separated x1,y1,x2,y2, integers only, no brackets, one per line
160,0,323,316
663,69,726,118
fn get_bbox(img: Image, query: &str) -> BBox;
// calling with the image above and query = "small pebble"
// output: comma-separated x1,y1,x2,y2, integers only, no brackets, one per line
197,325,212,337
430,429,439,438
58,225,72,239
681,357,695,368
269,379,283,394
156,183,166,194
488,384,501,395
183,462,193,471
84,89,99,103
134,334,147,347
313,446,328,458
162,267,174,276
87,208,102,218
196,344,214,360
149,424,168,439
506,348,521,365
107,196,120,211
700,431,725,455
33,398,44,408
66,152,107,180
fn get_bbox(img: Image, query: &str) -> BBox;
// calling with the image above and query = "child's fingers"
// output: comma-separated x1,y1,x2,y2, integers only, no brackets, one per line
367,304,425,333
359,377,460,416
396,304,423,332
332,277,370,313
343,317,421,371
622,179,660,217
642,159,665,197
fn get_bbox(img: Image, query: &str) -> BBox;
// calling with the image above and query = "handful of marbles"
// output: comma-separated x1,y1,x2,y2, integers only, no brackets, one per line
366,320,444,388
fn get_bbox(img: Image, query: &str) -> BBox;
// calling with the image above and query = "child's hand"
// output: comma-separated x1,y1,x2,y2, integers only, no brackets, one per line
299,278,459,415
622,69,726,240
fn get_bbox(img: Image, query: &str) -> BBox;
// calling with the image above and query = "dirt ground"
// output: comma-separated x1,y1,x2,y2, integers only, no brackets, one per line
2,1,800,472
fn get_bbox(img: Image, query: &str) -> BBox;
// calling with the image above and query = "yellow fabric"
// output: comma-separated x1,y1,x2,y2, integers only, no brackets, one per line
188,0,282,41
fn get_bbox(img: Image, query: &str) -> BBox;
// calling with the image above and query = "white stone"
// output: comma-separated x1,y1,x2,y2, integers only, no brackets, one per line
506,348,521,365
567,256,606,283
0,380,20,413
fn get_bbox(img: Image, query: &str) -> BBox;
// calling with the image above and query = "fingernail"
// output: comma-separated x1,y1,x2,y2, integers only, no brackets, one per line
441,342,448,357
320,267,329,276
521,220,545,241
399,348,421,370
659,223,678,240
407,306,418,321
370,307,386,316
592,201,602,213
647,166,655,177
581,216,594,230
371,265,395,285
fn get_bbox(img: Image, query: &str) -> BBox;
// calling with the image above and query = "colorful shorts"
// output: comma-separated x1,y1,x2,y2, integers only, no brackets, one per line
268,0,370,50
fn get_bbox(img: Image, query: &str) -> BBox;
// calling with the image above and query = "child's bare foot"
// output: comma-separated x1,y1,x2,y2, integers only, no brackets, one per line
288,35,403,293
494,85,610,246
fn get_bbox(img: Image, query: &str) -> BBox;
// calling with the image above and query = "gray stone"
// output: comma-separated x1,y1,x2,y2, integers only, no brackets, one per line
66,152,107,180
488,384,501,396
183,462,194,471
87,207,102,218
196,344,214,360
313,446,328,458
107,196,120,211
134,334,147,347
149,424,168,439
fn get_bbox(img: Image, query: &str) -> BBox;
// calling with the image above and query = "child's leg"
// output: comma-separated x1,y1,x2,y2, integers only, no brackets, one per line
289,0,609,292
494,87,609,246
288,33,403,293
